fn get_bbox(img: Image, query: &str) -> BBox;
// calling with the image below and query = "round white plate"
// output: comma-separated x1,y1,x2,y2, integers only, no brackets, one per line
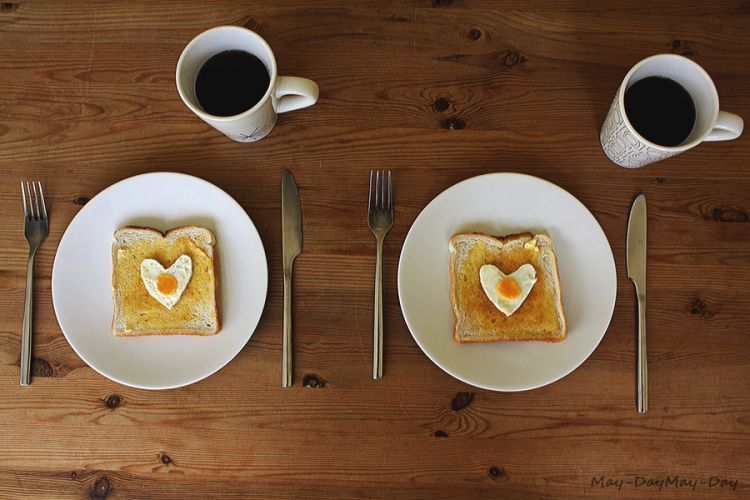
398,173,616,392
52,172,268,390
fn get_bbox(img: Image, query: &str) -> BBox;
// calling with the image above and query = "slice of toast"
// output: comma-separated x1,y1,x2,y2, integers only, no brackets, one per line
449,232,566,343
112,226,220,336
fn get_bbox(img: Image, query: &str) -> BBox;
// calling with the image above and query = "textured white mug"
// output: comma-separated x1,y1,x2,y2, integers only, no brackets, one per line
600,54,743,168
177,26,319,142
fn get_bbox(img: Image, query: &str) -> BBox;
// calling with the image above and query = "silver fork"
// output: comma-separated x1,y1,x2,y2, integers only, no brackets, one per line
20,181,48,386
368,170,393,379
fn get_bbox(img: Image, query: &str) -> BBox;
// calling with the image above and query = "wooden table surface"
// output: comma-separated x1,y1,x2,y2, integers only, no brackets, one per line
1,1,749,498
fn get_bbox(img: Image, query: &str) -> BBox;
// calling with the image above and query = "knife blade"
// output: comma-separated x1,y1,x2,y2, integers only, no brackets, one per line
281,170,302,387
282,171,302,264
626,194,647,413
627,195,646,289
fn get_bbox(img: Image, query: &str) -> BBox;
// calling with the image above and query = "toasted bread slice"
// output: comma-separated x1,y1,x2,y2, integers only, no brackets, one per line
449,232,566,343
112,226,220,336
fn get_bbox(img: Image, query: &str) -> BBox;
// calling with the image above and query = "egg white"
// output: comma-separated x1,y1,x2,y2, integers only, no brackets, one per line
140,255,192,309
479,263,537,316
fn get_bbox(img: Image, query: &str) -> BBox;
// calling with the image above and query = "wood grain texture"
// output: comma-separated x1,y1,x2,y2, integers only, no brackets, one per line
1,0,749,498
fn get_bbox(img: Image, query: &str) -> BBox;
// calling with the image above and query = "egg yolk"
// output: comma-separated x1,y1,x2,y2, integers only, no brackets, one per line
497,277,521,300
156,274,178,295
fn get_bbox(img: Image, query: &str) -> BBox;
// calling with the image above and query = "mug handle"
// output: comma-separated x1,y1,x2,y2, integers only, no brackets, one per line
704,111,744,141
275,76,319,114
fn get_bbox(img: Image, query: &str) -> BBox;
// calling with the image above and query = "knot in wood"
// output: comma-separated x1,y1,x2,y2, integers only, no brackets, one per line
302,374,326,388
31,358,53,377
688,298,708,317
671,39,695,56
243,17,264,33
441,117,465,130
503,51,524,67
90,475,111,499
451,391,474,411
433,97,450,112
711,207,748,223
105,394,121,409
488,466,506,480
467,28,482,41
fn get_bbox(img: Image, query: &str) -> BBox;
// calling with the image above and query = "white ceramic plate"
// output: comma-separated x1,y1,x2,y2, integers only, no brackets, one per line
52,172,268,390
398,173,616,392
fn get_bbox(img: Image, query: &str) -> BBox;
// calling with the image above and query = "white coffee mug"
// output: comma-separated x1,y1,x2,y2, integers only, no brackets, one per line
600,54,743,168
176,26,319,142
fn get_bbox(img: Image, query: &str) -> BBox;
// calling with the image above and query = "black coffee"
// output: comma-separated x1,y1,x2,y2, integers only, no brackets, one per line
195,50,270,116
624,76,696,147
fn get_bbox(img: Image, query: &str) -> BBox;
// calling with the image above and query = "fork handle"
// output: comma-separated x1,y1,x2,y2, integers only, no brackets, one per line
20,249,36,386
373,237,384,379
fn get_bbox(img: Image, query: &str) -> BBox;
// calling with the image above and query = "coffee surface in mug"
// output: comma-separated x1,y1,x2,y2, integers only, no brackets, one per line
624,76,696,147
195,50,270,117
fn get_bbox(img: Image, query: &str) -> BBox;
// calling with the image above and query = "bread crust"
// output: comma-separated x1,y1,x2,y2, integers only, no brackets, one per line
112,225,220,336
112,330,217,337
449,232,566,343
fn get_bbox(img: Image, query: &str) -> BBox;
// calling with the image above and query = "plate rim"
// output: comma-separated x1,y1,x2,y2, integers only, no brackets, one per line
397,172,617,392
51,171,268,390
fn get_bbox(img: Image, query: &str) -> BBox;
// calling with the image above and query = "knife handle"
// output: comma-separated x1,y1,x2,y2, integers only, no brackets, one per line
282,267,293,388
637,292,648,412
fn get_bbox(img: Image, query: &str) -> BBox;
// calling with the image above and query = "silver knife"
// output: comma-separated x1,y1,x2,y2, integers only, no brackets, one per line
281,170,302,388
627,194,647,413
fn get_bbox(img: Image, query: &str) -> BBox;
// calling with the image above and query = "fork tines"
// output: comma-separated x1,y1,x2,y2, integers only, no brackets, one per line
21,181,47,221
368,170,392,213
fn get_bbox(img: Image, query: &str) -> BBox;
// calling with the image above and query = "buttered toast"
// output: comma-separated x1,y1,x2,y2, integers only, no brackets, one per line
112,226,220,336
449,232,566,343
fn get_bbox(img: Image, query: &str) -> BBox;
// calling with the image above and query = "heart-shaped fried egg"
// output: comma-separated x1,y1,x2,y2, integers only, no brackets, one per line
140,255,192,309
479,263,537,316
